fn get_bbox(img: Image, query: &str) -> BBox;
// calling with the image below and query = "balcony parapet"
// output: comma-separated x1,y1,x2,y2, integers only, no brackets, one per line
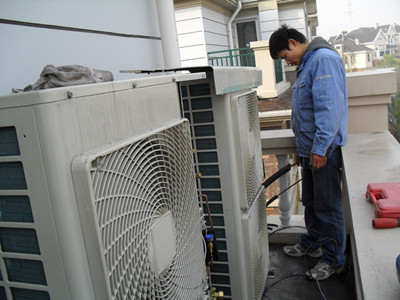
347,68,397,133
260,129,296,156
342,131,400,300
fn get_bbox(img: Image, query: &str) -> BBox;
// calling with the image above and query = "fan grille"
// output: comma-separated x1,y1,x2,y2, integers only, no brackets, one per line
89,121,206,300
237,91,264,207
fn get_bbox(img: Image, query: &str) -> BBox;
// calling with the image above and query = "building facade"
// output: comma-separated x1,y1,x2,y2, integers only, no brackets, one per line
174,0,317,67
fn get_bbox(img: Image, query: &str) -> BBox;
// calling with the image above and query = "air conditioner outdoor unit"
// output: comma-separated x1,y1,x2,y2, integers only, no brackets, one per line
177,67,269,300
0,73,208,300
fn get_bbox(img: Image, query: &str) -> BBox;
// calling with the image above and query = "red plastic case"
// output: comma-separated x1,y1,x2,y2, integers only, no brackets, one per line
366,182,400,219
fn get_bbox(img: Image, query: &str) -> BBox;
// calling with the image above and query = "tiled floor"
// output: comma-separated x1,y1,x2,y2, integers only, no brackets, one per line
263,243,356,300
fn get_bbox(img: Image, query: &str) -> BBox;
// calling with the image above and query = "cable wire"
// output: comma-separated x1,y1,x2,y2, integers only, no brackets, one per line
265,225,342,300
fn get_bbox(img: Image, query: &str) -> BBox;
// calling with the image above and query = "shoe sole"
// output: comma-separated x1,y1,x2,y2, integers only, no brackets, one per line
306,266,347,280
283,248,322,258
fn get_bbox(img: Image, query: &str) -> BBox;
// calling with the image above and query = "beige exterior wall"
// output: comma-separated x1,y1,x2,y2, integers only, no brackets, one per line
346,68,397,133
250,40,291,98
343,51,374,71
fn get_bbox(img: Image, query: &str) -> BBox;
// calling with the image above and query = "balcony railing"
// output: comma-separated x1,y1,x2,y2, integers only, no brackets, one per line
274,58,284,83
208,47,255,67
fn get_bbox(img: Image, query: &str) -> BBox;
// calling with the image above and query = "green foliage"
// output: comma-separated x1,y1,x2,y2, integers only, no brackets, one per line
374,54,400,68
374,54,400,140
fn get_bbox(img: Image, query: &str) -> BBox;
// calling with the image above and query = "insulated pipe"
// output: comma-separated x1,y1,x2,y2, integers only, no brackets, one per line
156,0,181,69
227,0,242,50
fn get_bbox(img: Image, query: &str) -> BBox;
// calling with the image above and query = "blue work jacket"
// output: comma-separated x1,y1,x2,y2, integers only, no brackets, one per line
292,48,348,158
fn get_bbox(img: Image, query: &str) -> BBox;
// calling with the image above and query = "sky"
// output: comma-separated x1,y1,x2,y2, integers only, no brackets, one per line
316,0,400,40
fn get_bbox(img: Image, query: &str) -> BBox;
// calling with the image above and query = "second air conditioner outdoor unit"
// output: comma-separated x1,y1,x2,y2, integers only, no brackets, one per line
178,67,269,300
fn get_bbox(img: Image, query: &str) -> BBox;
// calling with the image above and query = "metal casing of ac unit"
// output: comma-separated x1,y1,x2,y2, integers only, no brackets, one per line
0,72,208,300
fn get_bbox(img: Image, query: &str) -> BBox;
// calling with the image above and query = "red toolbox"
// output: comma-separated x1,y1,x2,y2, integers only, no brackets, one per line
366,182,400,219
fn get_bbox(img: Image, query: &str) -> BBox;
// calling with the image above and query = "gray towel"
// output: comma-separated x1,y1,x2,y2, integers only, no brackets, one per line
12,65,114,93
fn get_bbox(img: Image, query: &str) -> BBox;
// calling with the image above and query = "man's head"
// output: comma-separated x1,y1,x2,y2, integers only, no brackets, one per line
269,25,309,66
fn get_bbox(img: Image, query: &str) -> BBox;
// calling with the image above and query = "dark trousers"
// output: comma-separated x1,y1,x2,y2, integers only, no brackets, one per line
299,147,346,267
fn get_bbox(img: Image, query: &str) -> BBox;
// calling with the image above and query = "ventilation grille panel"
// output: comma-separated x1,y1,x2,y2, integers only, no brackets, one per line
0,126,50,300
75,120,206,300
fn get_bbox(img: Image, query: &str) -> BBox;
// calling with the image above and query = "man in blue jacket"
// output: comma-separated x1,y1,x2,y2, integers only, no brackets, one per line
269,25,348,280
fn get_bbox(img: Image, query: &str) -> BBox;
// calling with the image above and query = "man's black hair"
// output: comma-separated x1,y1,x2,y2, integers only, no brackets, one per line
269,24,307,59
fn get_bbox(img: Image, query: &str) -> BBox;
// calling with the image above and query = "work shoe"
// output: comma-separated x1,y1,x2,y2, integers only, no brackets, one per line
283,243,322,258
306,260,336,280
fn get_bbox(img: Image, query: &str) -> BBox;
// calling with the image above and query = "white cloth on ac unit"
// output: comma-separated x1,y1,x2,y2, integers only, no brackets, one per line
12,64,114,93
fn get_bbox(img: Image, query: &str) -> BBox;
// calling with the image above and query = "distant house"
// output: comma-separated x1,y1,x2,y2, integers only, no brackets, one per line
329,23,400,72
377,23,400,56
394,24,400,44
329,32,375,72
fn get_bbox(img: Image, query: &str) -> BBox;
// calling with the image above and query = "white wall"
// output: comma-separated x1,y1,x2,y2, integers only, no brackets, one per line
279,8,307,38
0,0,164,95
354,52,371,70
203,7,230,53
259,5,308,41
259,8,279,41
175,6,207,67
175,6,229,67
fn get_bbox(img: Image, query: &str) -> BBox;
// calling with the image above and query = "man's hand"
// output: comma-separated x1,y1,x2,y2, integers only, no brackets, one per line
310,153,327,170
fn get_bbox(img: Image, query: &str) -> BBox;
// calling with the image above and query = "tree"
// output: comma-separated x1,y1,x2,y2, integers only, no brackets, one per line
374,54,400,142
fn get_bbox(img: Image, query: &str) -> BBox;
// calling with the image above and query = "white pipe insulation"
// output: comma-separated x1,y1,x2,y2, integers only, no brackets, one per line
156,0,181,69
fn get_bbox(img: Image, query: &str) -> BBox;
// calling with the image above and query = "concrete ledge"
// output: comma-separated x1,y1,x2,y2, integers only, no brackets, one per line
260,129,296,155
342,131,400,300
346,68,397,98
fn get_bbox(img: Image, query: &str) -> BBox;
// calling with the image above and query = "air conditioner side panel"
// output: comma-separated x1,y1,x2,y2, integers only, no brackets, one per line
0,107,76,299
211,93,248,299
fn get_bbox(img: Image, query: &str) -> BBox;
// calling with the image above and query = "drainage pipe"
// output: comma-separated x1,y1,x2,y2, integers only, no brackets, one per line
227,0,242,50
156,0,181,69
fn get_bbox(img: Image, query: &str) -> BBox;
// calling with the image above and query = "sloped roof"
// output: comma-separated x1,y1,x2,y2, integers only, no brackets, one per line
330,36,373,53
330,24,400,45
346,27,380,43
377,24,390,33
